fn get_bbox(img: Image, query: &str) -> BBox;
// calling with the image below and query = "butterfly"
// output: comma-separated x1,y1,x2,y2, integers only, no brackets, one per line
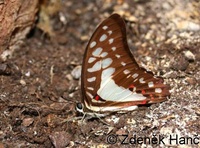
76,13,170,117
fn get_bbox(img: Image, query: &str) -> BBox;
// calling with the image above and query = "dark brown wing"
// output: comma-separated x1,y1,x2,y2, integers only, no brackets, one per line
81,14,170,112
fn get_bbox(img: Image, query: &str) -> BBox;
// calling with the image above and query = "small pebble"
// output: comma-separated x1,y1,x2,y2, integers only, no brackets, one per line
0,63,11,75
171,56,189,71
22,118,34,127
183,50,195,62
20,79,26,86
71,65,82,80
185,77,196,85
49,131,71,148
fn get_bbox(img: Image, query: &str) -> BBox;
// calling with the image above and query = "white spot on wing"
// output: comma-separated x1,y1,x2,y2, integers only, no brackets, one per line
115,54,120,58
102,58,113,69
85,102,138,112
97,79,146,102
100,52,108,57
86,91,93,98
109,38,114,44
148,81,154,88
127,74,131,78
100,34,107,42
87,61,101,72
108,30,112,35
91,98,102,103
102,26,108,30
155,88,162,93
132,73,139,79
87,77,96,82
88,57,96,63
111,47,116,51
92,47,103,57
87,87,94,91
90,41,96,48
121,62,126,66
101,68,115,80
139,78,145,83
123,69,130,74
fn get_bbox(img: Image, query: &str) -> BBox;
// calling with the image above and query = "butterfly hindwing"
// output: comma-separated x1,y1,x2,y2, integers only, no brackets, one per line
81,14,170,112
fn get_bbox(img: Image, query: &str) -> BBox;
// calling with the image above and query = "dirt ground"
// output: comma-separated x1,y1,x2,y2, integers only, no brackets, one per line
0,0,200,147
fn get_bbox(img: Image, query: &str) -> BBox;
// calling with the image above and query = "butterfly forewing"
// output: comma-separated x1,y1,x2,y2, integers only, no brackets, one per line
81,14,170,112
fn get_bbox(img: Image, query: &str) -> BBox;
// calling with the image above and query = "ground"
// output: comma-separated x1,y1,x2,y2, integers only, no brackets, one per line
0,0,200,147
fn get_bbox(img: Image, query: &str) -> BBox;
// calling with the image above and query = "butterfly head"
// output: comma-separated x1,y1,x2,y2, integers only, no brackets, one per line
76,102,85,114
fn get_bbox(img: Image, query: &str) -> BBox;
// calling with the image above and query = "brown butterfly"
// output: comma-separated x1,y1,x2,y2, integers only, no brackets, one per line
76,13,170,117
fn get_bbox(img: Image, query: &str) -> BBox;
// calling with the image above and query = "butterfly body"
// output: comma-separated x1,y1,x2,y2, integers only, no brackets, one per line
79,14,170,114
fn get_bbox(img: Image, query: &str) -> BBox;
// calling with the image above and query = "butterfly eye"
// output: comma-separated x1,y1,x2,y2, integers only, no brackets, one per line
76,103,84,114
